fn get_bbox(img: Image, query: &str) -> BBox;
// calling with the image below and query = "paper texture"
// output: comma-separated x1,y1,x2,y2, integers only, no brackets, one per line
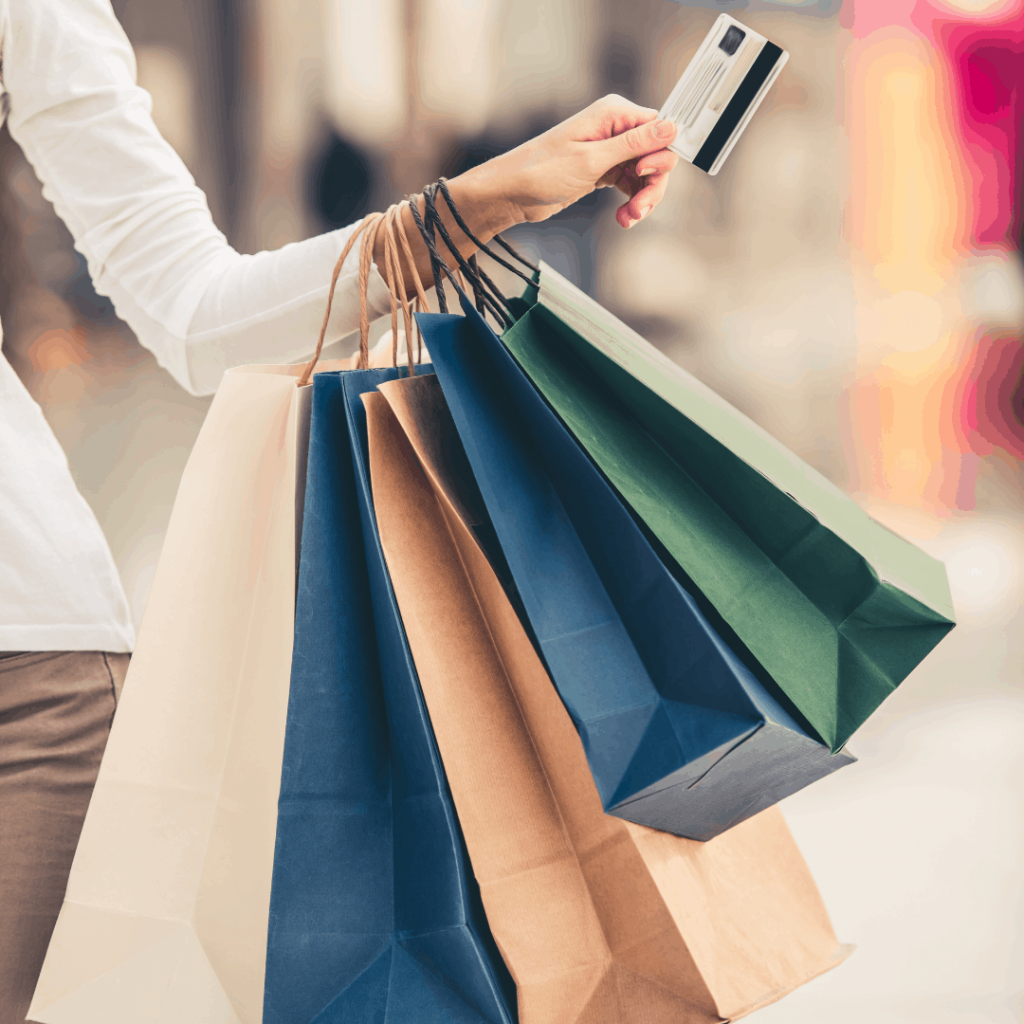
262,367,515,1023
367,372,849,1024
30,361,340,1024
418,301,852,841
501,264,955,751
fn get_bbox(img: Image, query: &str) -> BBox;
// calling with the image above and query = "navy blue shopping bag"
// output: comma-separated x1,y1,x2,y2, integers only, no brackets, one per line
263,369,515,1024
418,297,853,841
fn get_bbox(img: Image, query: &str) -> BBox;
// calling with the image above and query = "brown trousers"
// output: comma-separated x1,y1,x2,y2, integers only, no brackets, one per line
0,651,129,1024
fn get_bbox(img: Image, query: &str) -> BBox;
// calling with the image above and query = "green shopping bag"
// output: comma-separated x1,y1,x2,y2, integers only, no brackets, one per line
501,262,955,753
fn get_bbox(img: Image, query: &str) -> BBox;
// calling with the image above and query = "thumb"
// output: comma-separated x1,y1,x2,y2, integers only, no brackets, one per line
597,118,676,170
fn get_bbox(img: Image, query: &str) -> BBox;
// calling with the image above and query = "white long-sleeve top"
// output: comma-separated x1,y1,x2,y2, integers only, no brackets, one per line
0,0,394,652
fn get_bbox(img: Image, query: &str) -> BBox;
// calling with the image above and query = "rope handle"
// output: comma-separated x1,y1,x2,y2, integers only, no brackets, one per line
435,178,538,284
298,201,432,387
407,179,537,331
299,177,532,388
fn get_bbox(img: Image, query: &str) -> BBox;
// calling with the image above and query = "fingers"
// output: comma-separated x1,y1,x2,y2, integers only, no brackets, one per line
591,94,660,133
593,118,677,176
540,96,679,229
635,149,679,178
615,172,671,229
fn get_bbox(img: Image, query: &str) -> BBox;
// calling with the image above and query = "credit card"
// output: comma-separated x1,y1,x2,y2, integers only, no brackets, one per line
658,14,789,176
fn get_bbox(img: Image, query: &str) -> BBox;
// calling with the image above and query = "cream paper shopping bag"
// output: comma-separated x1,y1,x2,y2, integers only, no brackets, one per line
29,361,341,1024
365,374,850,1024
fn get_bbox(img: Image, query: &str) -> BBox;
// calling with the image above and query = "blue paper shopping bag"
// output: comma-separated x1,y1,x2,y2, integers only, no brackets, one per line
263,369,515,1024
418,297,853,841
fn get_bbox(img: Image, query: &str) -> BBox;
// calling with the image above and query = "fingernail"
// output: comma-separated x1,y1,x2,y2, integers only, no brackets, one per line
639,167,656,176
639,204,652,220
655,120,675,139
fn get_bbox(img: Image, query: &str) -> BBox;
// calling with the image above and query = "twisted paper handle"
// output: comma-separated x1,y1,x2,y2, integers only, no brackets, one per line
298,201,432,387
299,178,534,387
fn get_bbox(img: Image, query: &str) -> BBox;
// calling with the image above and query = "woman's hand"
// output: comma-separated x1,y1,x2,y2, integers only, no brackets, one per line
467,95,680,230
382,96,679,298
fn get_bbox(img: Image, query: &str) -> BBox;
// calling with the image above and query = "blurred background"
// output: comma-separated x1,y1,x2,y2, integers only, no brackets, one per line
1,0,1021,1018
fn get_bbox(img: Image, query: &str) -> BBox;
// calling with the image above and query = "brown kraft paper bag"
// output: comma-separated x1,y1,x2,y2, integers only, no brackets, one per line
364,373,850,1024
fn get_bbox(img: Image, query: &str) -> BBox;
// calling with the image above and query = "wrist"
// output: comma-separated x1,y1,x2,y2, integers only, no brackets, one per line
447,161,524,237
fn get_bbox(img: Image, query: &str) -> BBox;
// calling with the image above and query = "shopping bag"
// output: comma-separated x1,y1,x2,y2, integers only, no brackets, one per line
505,262,955,752
363,372,849,1024
262,366,515,1024
417,298,853,840
30,361,337,1024
30,205,452,1024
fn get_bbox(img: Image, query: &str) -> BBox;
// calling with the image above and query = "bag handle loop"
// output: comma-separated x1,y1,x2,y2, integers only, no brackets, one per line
407,178,537,330
300,176,534,388
298,201,432,387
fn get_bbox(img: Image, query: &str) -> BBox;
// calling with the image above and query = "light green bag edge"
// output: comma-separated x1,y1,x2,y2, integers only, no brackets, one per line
500,263,954,751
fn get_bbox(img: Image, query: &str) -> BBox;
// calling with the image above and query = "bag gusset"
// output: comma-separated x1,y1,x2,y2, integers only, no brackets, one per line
263,367,515,1024
420,298,853,841
364,371,850,1024
506,261,954,752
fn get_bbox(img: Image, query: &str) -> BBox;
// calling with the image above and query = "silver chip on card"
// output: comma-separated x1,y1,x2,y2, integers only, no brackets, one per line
658,14,789,176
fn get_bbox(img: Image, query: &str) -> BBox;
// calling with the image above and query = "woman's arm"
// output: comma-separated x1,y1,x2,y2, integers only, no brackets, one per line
378,99,679,290
1,0,397,396
1,0,677,398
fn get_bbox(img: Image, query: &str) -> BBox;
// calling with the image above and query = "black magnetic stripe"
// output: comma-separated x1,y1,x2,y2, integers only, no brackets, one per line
693,41,783,173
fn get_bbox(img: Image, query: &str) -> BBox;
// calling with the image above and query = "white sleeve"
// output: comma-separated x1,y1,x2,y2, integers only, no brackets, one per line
0,0,394,396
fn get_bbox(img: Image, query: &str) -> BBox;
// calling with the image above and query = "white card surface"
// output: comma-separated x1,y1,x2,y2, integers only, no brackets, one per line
659,14,789,176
